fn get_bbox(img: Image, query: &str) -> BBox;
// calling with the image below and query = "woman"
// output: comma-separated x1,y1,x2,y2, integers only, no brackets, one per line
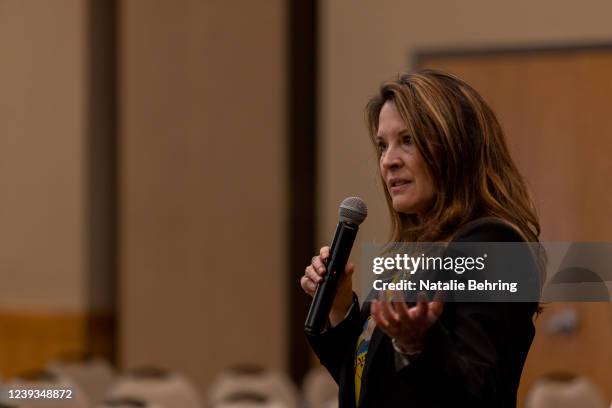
300,69,541,407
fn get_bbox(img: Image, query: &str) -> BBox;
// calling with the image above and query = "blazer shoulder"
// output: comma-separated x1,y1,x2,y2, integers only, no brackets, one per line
452,217,525,243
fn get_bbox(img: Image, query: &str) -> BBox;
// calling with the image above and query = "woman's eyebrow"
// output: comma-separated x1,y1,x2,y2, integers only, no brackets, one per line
376,128,410,139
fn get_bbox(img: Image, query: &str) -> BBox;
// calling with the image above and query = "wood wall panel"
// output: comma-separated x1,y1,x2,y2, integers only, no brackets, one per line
0,311,114,379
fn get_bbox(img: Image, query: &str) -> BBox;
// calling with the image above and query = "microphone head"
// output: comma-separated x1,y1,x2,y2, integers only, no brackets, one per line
339,197,368,225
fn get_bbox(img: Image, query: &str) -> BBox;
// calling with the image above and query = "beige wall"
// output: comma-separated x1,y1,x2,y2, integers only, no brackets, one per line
119,0,287,394
0,0,116,376
318,0,612,253
0,0,88,312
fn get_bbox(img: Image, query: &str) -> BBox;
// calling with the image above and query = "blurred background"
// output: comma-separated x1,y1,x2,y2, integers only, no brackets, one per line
0,0,611,407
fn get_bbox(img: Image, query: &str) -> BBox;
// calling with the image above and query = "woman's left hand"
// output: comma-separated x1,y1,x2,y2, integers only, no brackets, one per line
371,294,444,353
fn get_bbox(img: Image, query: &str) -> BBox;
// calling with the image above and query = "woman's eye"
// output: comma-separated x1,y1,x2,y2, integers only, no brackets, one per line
402,135,413,145
377,142,387,153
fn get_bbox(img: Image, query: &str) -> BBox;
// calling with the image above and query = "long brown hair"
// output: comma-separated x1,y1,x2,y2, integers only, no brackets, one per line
366,69,540,244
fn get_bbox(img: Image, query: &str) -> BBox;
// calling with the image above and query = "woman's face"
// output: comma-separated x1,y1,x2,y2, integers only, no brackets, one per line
377,101,435,216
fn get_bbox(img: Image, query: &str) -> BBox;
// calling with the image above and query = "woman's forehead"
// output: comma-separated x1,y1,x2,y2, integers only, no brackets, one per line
377,102,408,136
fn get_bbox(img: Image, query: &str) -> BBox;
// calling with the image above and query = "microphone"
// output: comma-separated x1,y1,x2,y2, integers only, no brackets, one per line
304,197,368,335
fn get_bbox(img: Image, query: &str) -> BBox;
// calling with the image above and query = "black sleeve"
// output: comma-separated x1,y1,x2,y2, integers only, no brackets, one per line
408,221,538,400
305,293,362,384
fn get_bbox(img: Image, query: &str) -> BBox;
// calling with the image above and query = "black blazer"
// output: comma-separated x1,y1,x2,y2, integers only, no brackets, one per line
306,218,538,408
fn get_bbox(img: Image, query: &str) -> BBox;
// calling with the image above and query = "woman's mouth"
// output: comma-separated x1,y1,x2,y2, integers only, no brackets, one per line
389,179,412,194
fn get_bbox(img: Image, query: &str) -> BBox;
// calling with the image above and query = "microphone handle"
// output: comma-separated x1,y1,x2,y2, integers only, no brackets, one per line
304,221,359,335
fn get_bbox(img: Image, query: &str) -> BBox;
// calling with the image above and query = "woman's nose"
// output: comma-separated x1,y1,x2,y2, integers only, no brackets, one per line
381,145,402,169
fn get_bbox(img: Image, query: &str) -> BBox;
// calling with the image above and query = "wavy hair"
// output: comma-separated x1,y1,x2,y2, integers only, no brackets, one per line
365,69,540,244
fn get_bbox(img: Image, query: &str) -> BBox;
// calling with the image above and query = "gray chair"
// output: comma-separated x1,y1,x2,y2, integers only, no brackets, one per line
301,366,338,408
208,366,298,408
525,373,607,408
48,356,115,404
106,367,201,408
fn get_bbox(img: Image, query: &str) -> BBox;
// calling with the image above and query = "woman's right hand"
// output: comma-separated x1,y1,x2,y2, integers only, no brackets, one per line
301,246,355,326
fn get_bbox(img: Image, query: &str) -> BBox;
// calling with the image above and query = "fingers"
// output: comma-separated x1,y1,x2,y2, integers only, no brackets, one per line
372,299,442,332
406,292,427,320
371,300,402,337
301,276,314,294
427,301,444,321
338,262,355,288
310,246,354,281
319,246,330,261
396,300,412,322
311,255,327,277
409,300,427,321
345,262,355,276
300,247,331,297
311,245,330,276
371,297,445,351
300,246,355,299
300,275,316,296
382,299,400,323
304,264,322,284
301,263,323,296
370,300,388,328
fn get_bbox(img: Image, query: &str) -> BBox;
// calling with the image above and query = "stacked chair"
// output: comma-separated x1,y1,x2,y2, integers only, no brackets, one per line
525,372,608,408
207,365,299,408
301,366,338,408
105,367,201,408
48,354,116,405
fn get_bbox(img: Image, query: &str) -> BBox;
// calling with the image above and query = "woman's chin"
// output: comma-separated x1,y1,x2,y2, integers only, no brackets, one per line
392,200,417,215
